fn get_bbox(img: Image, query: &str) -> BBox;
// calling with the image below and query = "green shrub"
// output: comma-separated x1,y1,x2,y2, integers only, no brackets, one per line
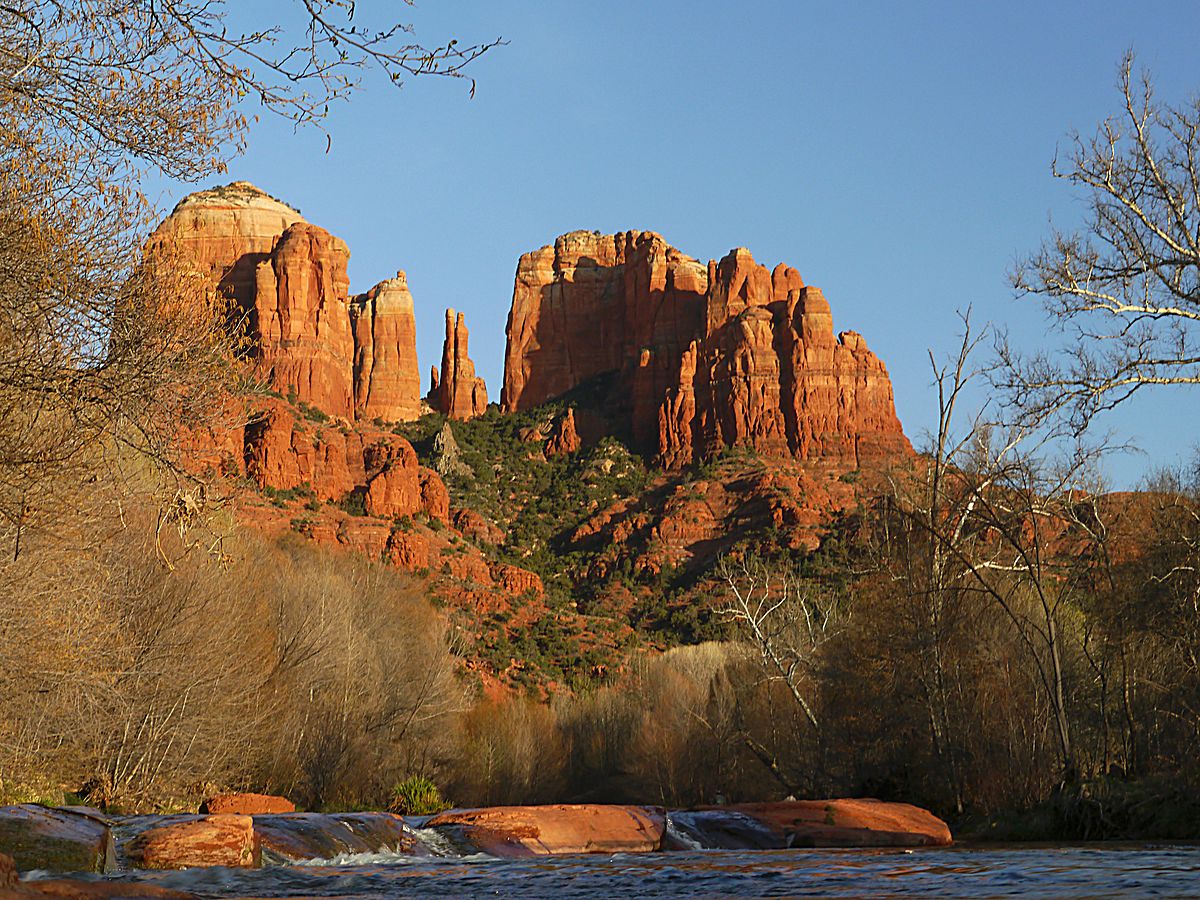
388,776,447,816
337,489,367,517
298,401,330,424
263,482,315,507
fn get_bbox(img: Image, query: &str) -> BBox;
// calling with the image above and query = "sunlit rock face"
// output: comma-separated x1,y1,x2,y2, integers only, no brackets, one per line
351,273,423,423
152,182,421,424
501,230,911,469
428,308,488,420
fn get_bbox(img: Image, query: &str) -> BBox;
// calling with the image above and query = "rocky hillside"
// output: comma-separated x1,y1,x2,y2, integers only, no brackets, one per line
160,183,916,689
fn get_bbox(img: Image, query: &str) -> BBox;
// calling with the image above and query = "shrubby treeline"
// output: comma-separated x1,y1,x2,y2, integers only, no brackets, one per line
2,451,1198,838
0,503,465,811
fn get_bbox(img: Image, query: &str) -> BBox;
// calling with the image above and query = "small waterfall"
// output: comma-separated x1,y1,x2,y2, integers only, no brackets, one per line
664,812,707,851
410,826,471,859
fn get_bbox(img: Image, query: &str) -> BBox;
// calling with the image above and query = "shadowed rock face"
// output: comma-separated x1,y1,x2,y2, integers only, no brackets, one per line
501,230,911,468
150,181,306,316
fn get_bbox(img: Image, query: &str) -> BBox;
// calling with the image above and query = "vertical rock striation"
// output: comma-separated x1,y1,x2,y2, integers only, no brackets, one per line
151,182,422,423
501,230,910,468
429,309,488,420
251,222,355,417
350,272,422,422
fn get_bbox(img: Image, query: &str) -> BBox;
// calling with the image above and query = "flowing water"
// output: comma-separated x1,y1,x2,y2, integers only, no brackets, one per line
25,843,1200,898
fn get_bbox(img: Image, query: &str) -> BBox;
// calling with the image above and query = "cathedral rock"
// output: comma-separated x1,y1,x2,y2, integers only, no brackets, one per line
151,182,422,423
501,230,911,469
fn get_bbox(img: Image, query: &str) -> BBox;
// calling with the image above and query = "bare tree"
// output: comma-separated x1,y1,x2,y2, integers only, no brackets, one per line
999,52,1200,434
717,555,845,733
899,320,1107,782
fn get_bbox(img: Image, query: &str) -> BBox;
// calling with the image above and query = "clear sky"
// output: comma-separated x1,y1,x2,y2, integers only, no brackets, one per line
154,1,1200,488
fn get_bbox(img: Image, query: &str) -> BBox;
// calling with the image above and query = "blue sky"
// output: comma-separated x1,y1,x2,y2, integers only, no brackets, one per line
155,1,1200,487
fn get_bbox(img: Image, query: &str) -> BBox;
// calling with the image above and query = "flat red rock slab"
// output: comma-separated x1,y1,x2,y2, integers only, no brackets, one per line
699,799,952,848
199,794,295,816
426,804,666,857
124,815,259,870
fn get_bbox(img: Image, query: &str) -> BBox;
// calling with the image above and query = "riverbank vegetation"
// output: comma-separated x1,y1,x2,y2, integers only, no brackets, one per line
3,464,1199,843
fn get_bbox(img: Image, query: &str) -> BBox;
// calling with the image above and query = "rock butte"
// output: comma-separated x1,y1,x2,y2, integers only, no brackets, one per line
154,188,911,473
502,230,912,469
150,182,423,424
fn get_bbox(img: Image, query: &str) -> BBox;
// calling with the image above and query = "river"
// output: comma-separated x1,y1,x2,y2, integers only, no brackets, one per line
26,842,1200,898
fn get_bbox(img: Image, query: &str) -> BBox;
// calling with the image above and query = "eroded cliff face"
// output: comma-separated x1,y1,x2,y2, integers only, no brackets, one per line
151,182,421,424
252,222,355,417
501,230,910,468
351,273,423,423
429,309,488,420
150,181,306,314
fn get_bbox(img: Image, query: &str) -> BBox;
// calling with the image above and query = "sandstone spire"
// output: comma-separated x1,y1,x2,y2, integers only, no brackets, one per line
429,308,488,420
251,222,355,417
351,272,422,423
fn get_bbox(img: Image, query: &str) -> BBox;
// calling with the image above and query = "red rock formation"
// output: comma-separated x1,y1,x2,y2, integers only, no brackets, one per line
149,182,305,315
251,222,355,417
153,183,423,424
429,309,488,420
363,439,423,519
125,814,260,869
544,409,581,457
488,563,544,598
425,805,665,857
243,398,359,500
200,793,295,815
501,231,910,469
151,183,359,416
351,272,422,422
386,531,430,570
419,468,451,522
702,800,952,848
242,396,449,522
452,508,503,545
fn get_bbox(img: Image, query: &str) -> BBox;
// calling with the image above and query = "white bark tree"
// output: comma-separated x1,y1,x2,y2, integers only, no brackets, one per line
999,52,1200,434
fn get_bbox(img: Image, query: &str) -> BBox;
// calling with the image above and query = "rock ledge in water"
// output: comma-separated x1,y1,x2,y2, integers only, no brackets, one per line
0,806,112,873
426,804,666,857
125,814,259,870
692,799,953,848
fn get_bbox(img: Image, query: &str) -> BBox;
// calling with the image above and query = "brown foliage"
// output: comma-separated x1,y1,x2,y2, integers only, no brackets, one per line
0,507,465,810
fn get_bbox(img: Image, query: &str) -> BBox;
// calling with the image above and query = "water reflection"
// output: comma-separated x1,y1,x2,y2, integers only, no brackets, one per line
26,843,1200,899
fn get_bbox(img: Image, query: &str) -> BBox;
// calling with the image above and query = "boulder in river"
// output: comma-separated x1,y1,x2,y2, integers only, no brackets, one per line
685,799,953,848
199,793,295,815
125,814,259,870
